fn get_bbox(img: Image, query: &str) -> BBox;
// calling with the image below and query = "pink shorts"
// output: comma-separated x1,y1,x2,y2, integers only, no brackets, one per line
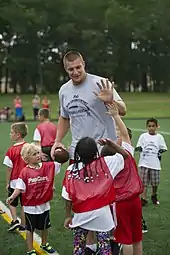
113,196,142,245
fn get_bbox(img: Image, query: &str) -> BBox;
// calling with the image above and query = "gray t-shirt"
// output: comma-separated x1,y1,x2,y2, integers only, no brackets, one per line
59,73,122,159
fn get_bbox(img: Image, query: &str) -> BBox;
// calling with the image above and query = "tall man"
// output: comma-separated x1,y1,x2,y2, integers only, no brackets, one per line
51,51,126,160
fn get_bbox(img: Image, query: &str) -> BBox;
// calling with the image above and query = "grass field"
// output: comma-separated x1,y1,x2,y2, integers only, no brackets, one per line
0,92,170,119
0,94,170,255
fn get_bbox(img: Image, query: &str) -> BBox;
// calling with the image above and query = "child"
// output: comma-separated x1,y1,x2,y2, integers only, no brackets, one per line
135,118,167,206
101,103,143,255
6,143,61,255
33,108,57,161
42,96,50,109
3,122,28,231
62,136,128,255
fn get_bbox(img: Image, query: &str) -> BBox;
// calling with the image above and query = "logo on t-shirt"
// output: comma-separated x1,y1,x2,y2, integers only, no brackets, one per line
28,176,49,184
66,95,91,117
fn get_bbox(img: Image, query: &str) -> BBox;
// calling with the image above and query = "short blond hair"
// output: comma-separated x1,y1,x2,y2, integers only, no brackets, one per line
11,122,28,138
63,51,84,67
21,143,41,163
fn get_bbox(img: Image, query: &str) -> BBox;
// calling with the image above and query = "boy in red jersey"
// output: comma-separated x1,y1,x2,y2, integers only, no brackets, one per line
3,122,28,231
7,143,61,255
33,108,57,161
101,103,143,255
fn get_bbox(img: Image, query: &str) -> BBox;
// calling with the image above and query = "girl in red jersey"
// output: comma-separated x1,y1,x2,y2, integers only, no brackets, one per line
6,143,61,255
62,137,128,255
101,103,143,255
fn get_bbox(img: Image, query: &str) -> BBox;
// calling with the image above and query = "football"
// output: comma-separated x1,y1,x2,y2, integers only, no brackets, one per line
54,147,69,164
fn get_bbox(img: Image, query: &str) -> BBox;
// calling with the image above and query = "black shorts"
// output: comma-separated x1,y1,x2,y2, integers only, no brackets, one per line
8,187,22,207
25,210,51,232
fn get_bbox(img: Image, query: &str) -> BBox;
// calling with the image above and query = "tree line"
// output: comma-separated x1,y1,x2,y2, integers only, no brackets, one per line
0,0,170,94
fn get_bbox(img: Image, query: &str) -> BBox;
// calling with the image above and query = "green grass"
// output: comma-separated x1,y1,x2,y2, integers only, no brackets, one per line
0,120,170,255
0,93,170,254
0,92,170,119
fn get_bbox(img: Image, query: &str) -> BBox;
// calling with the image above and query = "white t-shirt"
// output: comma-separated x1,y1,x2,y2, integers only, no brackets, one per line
136,132,167,170
62,153,124,231
59,73,123,159
122,141,134,156
16,162,61,214
33,128,41,142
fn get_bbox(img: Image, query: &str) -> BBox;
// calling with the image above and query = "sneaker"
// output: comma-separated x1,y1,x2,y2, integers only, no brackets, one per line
40,243,56,254
151,194,160,205
26,250,37,255
8,219,20,231
18,225,26,231
142,220,148,233
141,198,148,207
85,247,96,255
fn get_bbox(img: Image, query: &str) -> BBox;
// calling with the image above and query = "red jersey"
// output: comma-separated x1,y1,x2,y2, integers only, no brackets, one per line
37,122,57,147
42,100,49,108
19,162,55,206
113,151,144,202
63,157,116,213
5,142,26,181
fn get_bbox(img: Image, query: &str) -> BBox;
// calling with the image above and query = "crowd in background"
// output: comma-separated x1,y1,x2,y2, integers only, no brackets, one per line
0,95,51,122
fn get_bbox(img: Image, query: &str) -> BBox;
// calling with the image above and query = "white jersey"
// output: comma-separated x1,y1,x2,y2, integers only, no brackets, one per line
59,73,123,159
136,132,167,170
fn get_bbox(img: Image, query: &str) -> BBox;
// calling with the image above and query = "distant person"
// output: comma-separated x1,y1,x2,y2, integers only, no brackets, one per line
42,96,50,109
33,108,57,161
135,118,167,206
32,95,40,120
3,122,28,231
13,96,23,120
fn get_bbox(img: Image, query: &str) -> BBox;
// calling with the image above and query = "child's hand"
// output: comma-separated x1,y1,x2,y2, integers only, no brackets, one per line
6,196,13,205
106,102,119,117
64,216,72,229
98,138,115,147
6,184,9,192
41,152,48,162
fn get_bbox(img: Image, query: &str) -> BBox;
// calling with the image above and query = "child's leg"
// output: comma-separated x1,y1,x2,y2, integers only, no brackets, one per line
139,167,149,204
21,206,26,226
26,230,34,251
73,227,88,254
86,231,97,252
152,186,158,196
133,241,142,255
150,170,160,204
122,244,133,255
9,205,17,221
41,229,48,245
96,231,111,254
141,187,147,200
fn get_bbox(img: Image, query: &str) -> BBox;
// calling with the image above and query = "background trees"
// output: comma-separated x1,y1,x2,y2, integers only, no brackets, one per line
0,0,170,93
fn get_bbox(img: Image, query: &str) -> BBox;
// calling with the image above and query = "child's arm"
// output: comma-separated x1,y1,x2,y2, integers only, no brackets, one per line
106,102,131,144
6,167,11,191
135,135,143,152
98,138,128,159
6,189,21,204
64,199,72,229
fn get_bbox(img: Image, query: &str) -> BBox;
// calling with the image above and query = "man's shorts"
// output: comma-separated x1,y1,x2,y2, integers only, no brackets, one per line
8,187,22,207
113,196,142,245
25,210,51,232
139,167,160,186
